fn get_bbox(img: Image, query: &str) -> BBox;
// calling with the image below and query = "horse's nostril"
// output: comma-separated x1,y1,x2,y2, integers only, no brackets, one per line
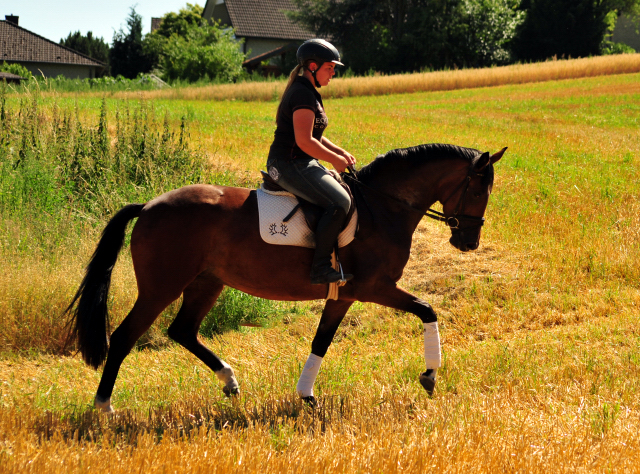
467,242,478,251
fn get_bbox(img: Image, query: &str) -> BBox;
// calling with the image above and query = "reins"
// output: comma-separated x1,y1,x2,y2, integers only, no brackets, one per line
343,165,485,231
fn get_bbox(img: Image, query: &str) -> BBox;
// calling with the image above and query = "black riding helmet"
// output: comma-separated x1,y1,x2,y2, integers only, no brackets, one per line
297,39,343,87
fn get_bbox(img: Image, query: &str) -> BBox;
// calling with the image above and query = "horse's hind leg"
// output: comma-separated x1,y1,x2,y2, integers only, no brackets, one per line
167,278,240,396
95,297,173,412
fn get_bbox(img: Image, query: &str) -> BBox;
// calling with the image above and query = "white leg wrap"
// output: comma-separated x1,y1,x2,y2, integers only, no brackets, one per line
424,322,441,369
215,361,239,391
296,354,323,398
94,395,114,413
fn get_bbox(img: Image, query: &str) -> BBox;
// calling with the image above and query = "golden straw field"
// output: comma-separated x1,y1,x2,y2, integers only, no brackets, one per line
1,58,640,472
99,53,640,102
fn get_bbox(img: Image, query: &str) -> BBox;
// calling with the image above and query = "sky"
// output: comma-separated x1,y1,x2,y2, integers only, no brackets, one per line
3,0,198,45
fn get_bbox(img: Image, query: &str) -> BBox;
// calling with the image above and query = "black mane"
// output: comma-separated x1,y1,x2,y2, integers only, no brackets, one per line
356,143,482,183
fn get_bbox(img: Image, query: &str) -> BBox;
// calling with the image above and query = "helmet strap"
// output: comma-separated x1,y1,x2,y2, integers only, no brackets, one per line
305,60,323,88
310,69,322,88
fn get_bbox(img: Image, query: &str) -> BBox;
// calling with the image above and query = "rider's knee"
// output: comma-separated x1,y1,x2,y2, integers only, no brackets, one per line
329,192,350,216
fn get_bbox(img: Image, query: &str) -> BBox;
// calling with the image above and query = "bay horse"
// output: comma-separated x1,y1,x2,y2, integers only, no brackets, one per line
66,143,505,412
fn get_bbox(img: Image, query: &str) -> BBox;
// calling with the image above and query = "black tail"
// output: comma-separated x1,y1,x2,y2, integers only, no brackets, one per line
65,203,144,369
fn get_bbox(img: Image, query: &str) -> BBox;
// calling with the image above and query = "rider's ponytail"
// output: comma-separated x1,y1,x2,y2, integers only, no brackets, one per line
276,64,303,123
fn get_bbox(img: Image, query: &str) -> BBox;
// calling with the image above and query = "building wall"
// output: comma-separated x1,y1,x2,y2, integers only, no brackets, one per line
212,3,231,26
243,38,294,59
8,61,98,79
612,15,640,51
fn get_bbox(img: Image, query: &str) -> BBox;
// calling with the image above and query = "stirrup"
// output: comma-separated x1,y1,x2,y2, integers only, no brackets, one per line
310,266,353,285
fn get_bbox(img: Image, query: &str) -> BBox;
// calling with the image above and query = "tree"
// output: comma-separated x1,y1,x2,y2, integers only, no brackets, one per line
513,0,640,61
153,3,204,38
60,31,109,75
159,21,246,83
398,0,524,70
110,7,154,78
143,3,205,69
290,0,525,74
460,0,526,66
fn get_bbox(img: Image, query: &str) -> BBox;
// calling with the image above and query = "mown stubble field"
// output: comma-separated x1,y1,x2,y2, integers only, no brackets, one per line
1,66,640,472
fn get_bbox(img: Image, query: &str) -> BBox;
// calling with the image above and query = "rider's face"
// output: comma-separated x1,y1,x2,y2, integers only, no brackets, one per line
312,62,336,87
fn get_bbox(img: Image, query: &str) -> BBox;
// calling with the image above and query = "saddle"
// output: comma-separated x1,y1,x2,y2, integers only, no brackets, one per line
260,170,356,232
257,171,359,301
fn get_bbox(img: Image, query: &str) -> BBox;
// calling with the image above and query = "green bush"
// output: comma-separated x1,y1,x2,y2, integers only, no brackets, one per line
199,288,285,336
160,22,246,83
0,89,221,221
601,41,636,55
0,62,33,79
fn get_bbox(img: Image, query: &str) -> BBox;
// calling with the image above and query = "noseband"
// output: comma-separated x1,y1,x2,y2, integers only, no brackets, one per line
344,164,486,233
424,165,486,232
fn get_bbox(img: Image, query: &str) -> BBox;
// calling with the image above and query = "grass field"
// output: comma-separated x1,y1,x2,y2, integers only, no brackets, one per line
1,62,640,472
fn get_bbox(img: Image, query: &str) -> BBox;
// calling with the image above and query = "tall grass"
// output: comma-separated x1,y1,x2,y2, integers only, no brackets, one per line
101,53,640,102
0,89,207,219
0,87,283,354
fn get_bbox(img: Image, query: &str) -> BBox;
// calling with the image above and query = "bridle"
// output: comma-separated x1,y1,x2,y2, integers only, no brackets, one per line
424,165,487,232
343,163,487,233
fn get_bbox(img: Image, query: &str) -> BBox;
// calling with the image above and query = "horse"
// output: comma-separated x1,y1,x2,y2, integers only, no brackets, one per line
66,143,505,412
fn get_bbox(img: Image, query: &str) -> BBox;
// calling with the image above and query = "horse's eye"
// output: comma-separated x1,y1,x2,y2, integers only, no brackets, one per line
474,193,482,198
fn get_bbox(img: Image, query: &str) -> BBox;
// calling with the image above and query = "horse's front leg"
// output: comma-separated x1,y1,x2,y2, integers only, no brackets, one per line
297,299,353,404
366,283,441,396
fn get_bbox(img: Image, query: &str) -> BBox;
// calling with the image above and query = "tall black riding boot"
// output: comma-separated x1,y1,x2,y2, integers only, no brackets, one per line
310,206,354,285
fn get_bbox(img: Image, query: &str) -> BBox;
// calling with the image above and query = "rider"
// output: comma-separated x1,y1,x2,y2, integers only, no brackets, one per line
266,39,356,285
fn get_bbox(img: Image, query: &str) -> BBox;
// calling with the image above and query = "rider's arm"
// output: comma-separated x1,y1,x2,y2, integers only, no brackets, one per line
321,137,356,166
293,109,351,172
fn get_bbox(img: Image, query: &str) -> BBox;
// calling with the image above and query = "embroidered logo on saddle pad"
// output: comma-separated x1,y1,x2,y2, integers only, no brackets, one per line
256,186,357,248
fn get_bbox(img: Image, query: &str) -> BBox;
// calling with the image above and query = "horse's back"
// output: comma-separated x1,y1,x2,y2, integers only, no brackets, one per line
144,184,251,210
129,185,258,288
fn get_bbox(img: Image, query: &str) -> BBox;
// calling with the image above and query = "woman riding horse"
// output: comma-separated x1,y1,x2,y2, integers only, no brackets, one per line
65,38,506,410
266,39,356,286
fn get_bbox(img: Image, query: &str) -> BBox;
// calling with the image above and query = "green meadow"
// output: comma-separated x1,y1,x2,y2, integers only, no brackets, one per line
1,68,639,472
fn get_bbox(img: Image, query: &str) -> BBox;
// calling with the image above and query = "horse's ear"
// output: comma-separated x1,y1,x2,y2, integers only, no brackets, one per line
490,147,507,164
475,151,491,171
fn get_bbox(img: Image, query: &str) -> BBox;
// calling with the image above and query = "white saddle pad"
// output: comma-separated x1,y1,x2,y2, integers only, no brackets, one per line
256,186,357,248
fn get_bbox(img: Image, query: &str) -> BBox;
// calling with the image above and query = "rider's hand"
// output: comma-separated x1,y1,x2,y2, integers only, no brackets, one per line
331,155,351,173
340,151,356,167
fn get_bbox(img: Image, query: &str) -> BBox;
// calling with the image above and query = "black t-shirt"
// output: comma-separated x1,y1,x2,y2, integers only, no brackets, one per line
268,76,328,161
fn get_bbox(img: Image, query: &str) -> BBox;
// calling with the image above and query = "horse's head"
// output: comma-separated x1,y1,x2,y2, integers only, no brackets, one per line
441,147,506,252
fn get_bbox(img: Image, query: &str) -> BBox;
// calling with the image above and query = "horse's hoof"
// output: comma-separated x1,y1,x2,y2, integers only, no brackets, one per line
94,395,114,413
419,369,437,397
301,395,317,408
223,386,240,397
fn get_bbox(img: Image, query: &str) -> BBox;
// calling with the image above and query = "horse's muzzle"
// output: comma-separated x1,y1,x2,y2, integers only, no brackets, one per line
449,231,480,252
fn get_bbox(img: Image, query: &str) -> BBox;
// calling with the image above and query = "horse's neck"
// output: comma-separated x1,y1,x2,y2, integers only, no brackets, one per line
374,159,453,206
359,161,450,242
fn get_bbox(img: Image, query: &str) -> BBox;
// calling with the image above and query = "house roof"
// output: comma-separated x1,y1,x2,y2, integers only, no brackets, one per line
0,71,24,81
0,20,105,67
207,0,314,40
